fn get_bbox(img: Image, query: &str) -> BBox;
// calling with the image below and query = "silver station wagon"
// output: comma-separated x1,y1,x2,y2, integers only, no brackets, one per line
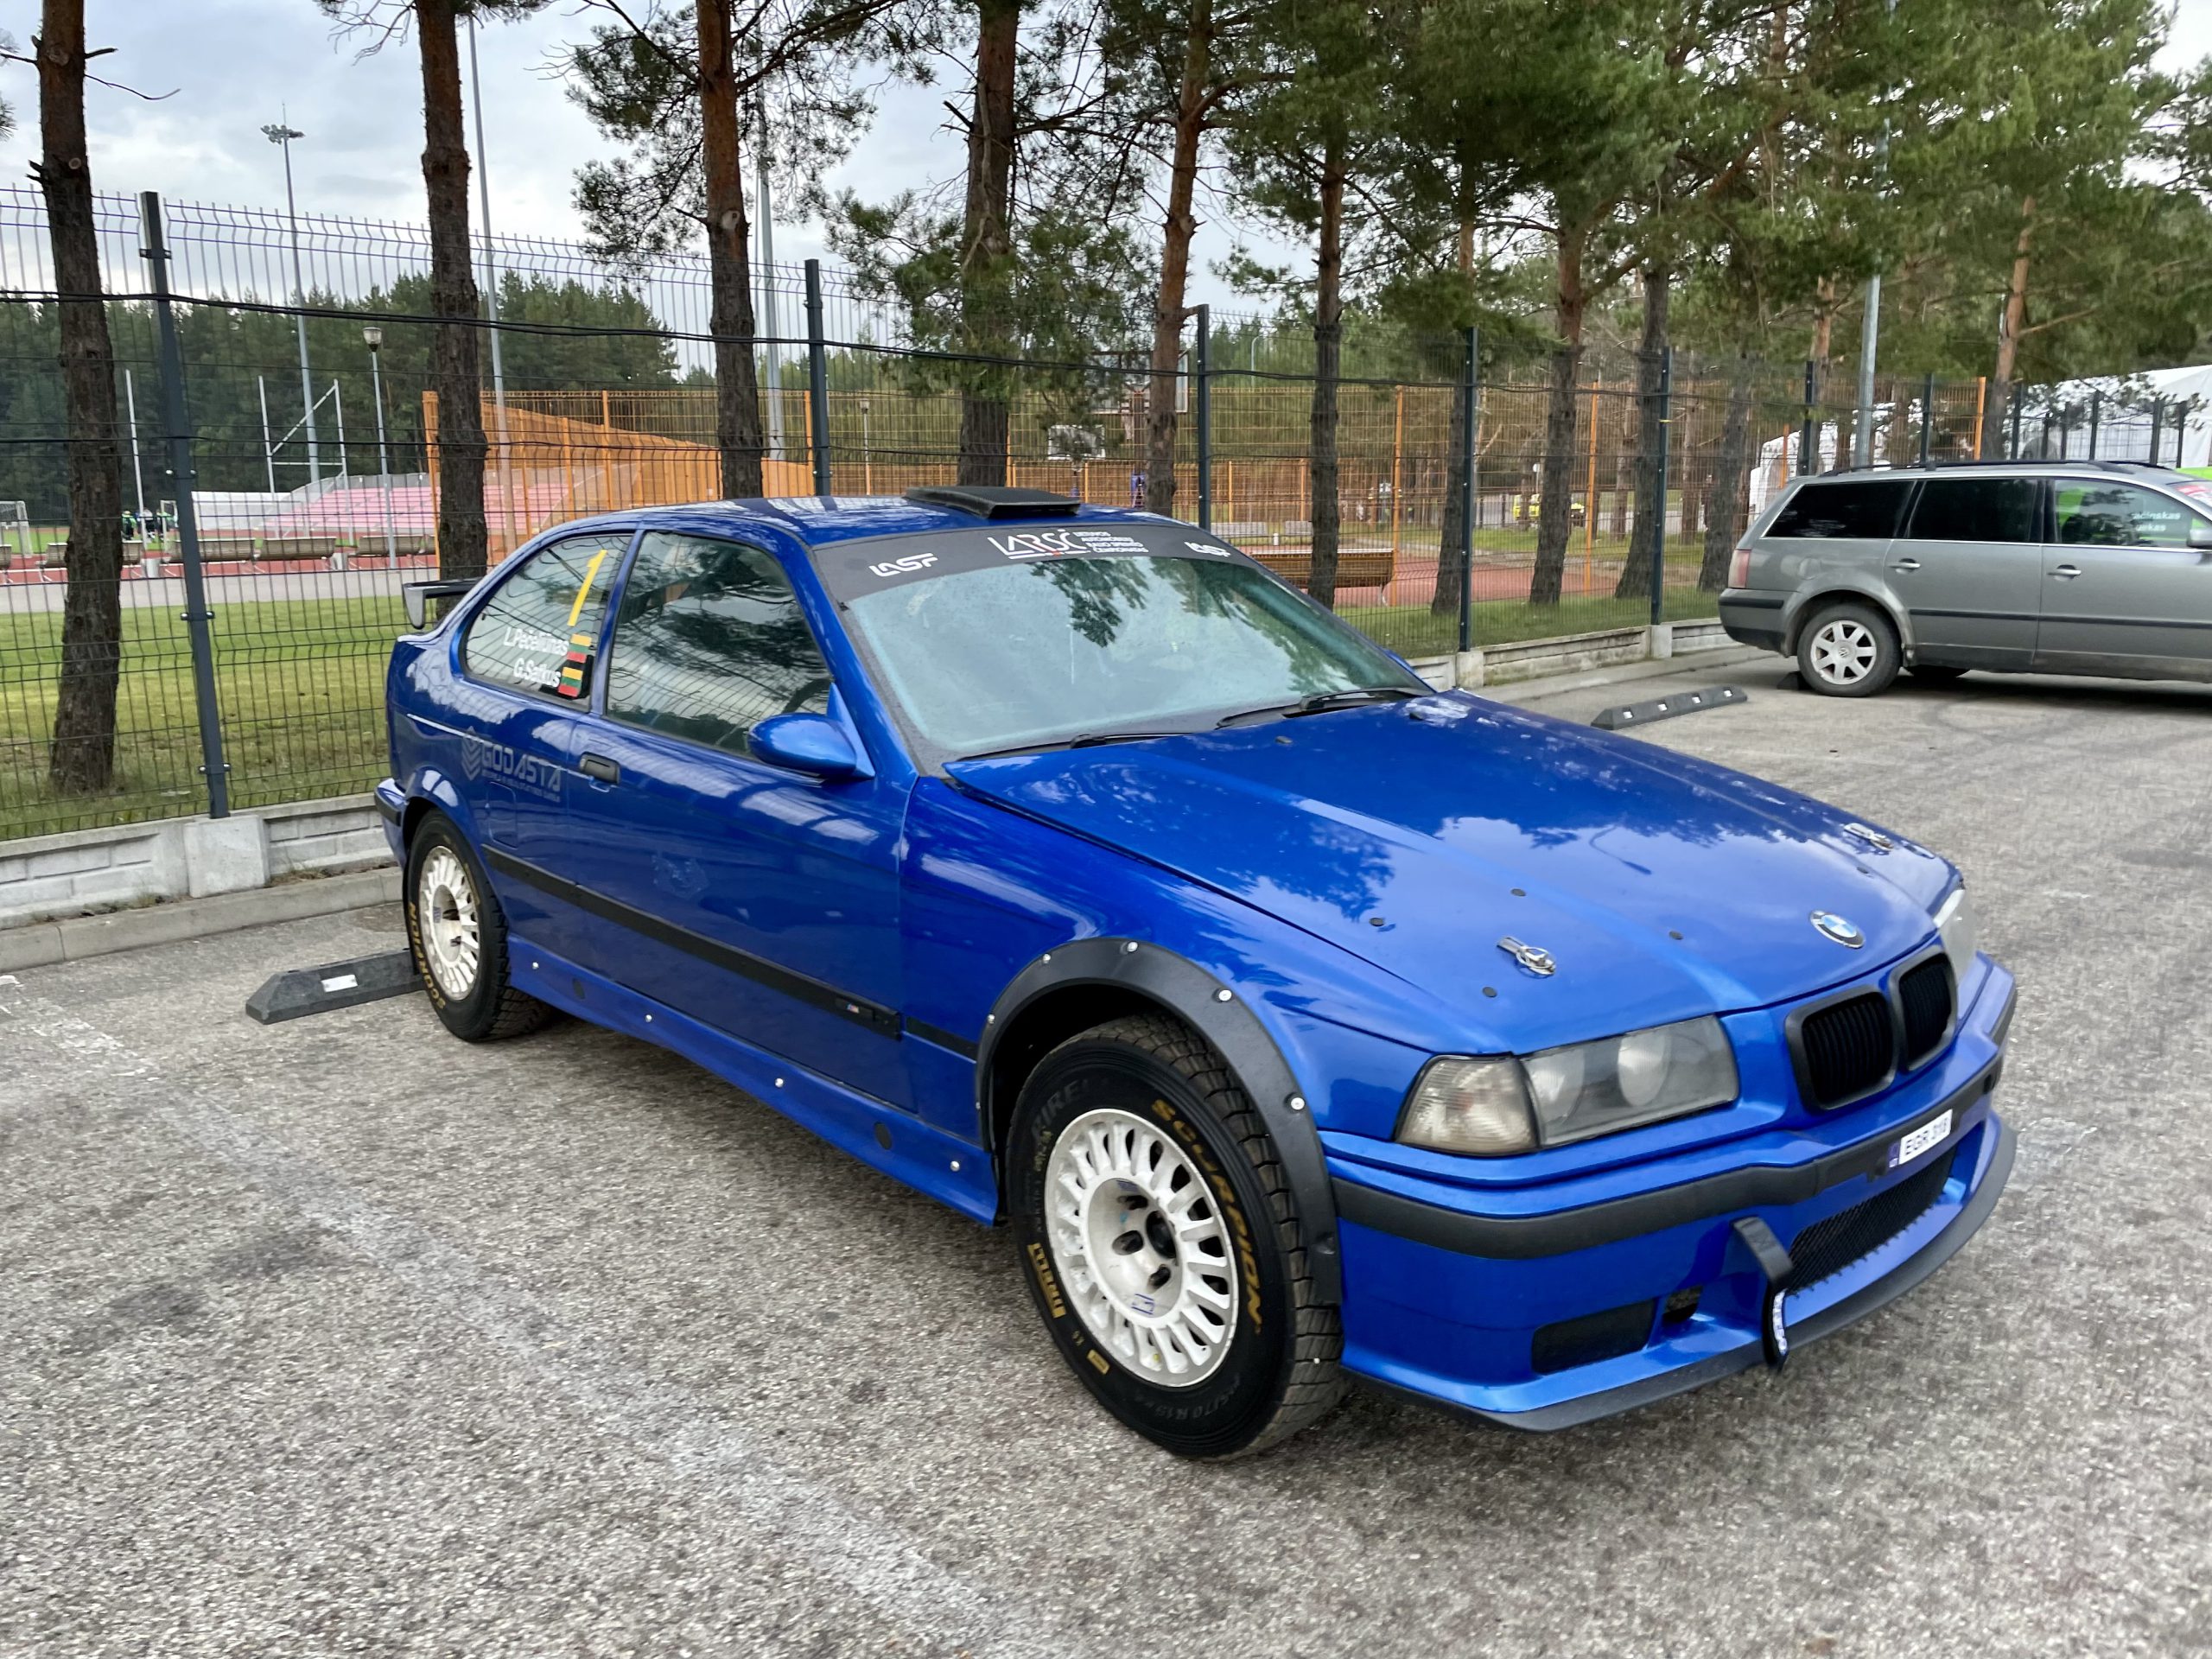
1719,461,2212,696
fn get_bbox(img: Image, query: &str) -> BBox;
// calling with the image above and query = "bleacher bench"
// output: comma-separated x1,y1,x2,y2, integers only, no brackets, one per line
1249,543,1396,591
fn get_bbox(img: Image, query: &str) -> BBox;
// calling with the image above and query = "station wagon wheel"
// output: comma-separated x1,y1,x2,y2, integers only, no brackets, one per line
1008,1014,1344,1459
1797,600,1900,698
404,812,557,1043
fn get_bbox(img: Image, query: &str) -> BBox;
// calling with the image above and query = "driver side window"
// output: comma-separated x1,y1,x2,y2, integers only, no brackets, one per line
602,531,832,756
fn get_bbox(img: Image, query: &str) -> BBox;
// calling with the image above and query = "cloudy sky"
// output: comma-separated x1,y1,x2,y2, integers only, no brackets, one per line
4,0,2211,309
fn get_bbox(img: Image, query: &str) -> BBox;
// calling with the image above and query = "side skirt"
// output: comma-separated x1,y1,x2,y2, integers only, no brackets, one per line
511,937,1001,1227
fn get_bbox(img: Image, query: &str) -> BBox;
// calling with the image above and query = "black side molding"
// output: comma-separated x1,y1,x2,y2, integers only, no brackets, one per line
483,846,899,1037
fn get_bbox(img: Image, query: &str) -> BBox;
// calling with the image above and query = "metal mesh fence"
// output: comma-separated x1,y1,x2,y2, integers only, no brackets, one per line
5,188,2185,842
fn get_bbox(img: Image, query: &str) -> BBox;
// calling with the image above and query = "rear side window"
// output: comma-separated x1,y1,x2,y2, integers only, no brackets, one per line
2052,480,2203,548
1768,479,1913,539
1904,477,2039,543
461,532,624,698
602,531,833,756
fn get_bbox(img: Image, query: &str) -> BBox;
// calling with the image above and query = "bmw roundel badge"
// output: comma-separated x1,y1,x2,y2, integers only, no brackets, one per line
1811,910,1865,949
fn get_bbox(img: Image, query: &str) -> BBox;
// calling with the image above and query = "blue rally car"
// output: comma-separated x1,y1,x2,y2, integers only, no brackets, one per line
379,486,2014,1458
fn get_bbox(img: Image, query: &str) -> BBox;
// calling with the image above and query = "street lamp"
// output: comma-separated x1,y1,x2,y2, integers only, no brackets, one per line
365,327,397,562
263,117,320,486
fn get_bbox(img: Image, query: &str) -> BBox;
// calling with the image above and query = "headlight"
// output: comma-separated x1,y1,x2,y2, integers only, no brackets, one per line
1399,1016,1738,1158
1522,1017,1738,1146
1398,1056,1538,1156
1935,885,1978,985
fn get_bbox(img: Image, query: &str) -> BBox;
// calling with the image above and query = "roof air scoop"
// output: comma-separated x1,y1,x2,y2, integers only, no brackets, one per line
904,485,1081,519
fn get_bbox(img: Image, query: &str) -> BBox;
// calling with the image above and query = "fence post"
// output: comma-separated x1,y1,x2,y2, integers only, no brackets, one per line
1919,371,1935,465
1650,346,1672,628
138,192,230,820
804,258,831,496
1798,359,1816,475
1193,303,1212,531
1458,326,1478,655
2087,388,2101,460
2010,388,2024,459
2150,397,2164,462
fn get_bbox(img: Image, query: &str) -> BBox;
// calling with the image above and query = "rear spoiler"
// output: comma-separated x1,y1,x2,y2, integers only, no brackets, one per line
402,577,480,630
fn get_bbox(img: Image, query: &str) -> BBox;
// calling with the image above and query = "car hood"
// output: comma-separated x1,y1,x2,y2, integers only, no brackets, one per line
946,694,1955,1050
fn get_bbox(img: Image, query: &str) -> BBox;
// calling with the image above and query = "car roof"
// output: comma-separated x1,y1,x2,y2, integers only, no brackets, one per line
569,494,1168,550
1798,460,2199,484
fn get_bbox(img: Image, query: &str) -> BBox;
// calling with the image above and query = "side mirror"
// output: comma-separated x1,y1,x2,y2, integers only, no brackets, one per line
749,712,861,780
402,577,479,629
2189,518,2212,552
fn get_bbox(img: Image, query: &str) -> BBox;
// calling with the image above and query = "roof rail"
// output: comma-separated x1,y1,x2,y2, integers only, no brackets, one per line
904,485,1081,519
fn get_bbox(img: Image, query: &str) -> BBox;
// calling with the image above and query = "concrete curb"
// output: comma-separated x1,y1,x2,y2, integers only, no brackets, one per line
0,867,402,973
1481,645,1772,708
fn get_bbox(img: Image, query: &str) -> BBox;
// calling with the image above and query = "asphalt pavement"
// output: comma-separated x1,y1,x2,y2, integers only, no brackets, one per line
3,659,2209,1658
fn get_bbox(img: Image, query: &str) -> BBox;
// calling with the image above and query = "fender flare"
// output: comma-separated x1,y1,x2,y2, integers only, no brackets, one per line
978,937,1343,1306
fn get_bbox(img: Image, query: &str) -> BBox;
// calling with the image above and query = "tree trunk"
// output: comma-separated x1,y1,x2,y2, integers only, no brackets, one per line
1143,0,1211,516
1306,140,1345,611
956,0,1020,486
1699,359,1755,591
696,0,766,497
1616,264,1669,600
1430,207,1476,619
36,0,124,793
1529,224,1587,607
1986,196,2035,457
416,0,488,580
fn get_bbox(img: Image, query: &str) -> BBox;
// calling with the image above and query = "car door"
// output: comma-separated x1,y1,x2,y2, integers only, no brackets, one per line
2037,477,2212,681
543,527,912,1107
449,526,631,965
1889,474,2044,670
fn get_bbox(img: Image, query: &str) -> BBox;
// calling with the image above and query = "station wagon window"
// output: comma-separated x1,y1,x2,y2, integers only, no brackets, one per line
1768,478,1913,539
461,532,623,697
2051,480,2203,548
602,531,833,756
1903,476,2038,543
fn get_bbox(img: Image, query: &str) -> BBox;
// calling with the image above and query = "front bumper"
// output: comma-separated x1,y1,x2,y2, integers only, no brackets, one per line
1328,966,2016,1429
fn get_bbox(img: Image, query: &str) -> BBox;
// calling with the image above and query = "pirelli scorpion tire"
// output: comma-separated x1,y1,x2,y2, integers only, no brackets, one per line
1008,1014,1345,1459
404,813,556,1043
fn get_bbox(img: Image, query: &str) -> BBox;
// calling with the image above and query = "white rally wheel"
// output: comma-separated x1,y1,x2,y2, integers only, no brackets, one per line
416,843,482,1001
1043,1106,1238,1388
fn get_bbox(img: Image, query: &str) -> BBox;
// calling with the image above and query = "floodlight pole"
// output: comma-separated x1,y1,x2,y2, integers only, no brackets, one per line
467,16,514,550
758,100,786,461
366,328,398,561
1853,0,1899,469
264,117,320,486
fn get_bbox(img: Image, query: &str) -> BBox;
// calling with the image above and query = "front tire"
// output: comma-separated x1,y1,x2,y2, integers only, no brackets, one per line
404,813,556,1042
1008,1014,1344,1459
1797,601,1900,697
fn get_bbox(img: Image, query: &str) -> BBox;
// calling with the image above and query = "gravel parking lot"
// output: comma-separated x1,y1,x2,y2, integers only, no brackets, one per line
3,657,2209,1659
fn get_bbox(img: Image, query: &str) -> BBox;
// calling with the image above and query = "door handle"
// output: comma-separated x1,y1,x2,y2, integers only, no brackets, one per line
579,753,620,784
2050,564,2082,581
1891,557,1922,571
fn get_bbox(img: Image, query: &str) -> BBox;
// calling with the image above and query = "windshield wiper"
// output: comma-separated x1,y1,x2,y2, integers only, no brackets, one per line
954,728,1199,762
1215,685,1425,727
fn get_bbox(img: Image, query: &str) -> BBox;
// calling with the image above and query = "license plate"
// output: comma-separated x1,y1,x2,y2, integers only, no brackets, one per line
1890,1109,1952,1170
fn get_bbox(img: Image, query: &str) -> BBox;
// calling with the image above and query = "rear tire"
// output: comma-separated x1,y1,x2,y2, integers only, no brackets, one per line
1797,601,1900,697
404,813,556,1042
1007,1014,1344,1459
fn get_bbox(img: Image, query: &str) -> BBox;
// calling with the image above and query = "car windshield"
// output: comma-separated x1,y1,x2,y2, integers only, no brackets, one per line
815,524,1423,758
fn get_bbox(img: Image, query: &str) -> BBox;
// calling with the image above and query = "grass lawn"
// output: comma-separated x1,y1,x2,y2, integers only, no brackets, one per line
0,594,404,839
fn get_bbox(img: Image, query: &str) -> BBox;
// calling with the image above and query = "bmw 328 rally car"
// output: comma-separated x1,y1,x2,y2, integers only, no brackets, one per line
380,486,2014,1458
